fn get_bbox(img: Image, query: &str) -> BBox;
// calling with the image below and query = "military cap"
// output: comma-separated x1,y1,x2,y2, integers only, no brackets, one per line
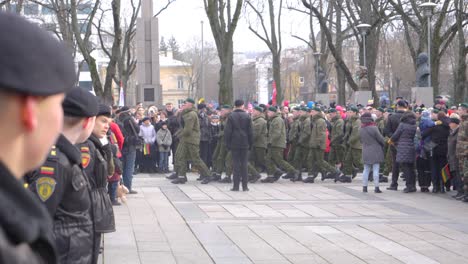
376,107,385,113
328,108,337,113
221,104,232,109
293,106,300,111
0,12,75,96
311,106,321,112
432,109,440,114
97,104,111,117
386,108,394,113
348,106,359,113
253,106,264,113
450,118,460,125
62,87,98,117
268,106,278,112
460,103,468,109
185,98,195,104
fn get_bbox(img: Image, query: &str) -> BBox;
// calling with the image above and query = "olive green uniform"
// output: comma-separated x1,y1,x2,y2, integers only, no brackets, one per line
287,116,301,162
328,115,345,167
458,115,468,195
343,115,363,176
307,113,337,176
213,114,230,174
250,115,268,171
292,115,311,170
266,113,298,175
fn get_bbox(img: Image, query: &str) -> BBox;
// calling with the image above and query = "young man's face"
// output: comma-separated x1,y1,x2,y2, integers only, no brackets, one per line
93,115,110,139
458,107,467,116
78,116,96,143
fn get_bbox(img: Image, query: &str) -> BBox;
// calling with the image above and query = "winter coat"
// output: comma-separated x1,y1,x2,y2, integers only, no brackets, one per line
417,117,435,157
391,112,417,163
175,107,200,145
421,117,450,158
119,112,140,152
252,115,268,149
384,110,405,137
298,115,311,148
448,127,459,171
347,115,362,149
330,115,344,146
360,125,385,164
199,111,210,142
268,113,287,149
0,161,58,264
309,113,327,150
224,109,253,150
139,124,156,144
156,128,172,152
209,123,220,143
79,135,115,233
288,116,301,144
375,116,385,135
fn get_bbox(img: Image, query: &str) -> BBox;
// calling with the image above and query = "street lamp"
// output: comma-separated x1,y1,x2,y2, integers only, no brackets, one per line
419,1,437,87
356,23,371,68
313,52,321,95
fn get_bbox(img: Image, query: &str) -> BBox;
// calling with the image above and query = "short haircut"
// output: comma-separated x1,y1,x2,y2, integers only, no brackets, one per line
437,111,446,120
63,116,84,127
234,99,244,107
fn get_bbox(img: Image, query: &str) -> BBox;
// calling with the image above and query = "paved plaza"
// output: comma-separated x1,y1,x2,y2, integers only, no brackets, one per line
102,172,468,264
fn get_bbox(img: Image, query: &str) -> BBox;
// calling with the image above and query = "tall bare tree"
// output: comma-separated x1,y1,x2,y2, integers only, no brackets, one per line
246,0,283,105
453,0,467,103
204,0,243,104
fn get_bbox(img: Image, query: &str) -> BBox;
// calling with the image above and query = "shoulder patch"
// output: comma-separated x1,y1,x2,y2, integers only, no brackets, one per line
36,177,57,202
40,166,55,176
81,147,91,169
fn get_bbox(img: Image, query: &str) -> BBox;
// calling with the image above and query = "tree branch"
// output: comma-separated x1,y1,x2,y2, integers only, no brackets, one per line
153,0,176,17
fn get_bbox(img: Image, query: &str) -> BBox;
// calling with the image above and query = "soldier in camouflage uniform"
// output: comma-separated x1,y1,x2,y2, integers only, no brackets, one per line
457,103,468,202
287,107,301,163
382,108,394,176
291,107,311,179
340,106,363,182
261,107,300,183
327,108,345,178
250,106,268,182
202,105,232,183
172,98,214,184
303,108,340,183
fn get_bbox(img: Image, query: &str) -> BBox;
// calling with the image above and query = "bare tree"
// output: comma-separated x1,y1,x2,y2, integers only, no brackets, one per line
246,0,283,105
453,0,467,103
204,0,243,104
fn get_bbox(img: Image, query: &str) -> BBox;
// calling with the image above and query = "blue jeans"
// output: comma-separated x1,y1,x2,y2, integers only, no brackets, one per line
159,152,169,171
122,149,136,191
363,163,380,187
108,181,118,202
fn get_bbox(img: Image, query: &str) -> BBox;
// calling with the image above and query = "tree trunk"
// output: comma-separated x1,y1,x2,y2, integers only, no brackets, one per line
218,40,234,104
272,53,282,105
454,0,467,104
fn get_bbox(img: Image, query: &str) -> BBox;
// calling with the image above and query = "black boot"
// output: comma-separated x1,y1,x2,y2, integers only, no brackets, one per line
249,174,261,183
273,169,286,179
166,172,178,180
337,175,352,183
387,184,398,191
362,186,367,193
352,167,359,179
260,176,276,183
290,171,302,182
379,174,389,183
374,187,382,193
219,176,232,183
171,176,187,184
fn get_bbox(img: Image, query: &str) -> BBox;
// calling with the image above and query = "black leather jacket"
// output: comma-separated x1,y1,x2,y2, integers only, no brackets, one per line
28,135,94,263
78,134,115,233
0,161,57,264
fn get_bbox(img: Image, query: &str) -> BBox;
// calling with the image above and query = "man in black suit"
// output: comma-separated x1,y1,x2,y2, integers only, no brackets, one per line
224,99,253,191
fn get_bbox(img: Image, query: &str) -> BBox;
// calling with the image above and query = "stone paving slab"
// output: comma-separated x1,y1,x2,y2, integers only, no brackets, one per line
104,173,468,263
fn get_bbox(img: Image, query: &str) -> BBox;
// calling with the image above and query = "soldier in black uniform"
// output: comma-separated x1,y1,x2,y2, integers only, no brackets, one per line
78,105,116,264
27,87,99,263
0,12,76,264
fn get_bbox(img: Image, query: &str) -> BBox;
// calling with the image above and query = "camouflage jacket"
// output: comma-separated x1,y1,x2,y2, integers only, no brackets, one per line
309,113,327,150
288,116,301,144
298,115,311,148
330,115,344,146
268,113,287,149
252,115,268,149
456,114,468,159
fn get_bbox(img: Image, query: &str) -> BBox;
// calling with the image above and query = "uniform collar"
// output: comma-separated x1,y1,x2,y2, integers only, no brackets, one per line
56,134,82,165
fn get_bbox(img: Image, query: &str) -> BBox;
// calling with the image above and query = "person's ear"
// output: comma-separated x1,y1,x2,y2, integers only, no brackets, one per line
21,96,38,132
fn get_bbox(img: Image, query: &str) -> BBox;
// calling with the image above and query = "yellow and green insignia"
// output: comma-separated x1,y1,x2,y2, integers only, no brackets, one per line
40,166,55,175
36,177,56,202
50,145,57,156
81,146,91,168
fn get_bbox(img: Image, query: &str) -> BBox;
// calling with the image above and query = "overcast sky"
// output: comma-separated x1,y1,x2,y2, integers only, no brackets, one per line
155,0,311,52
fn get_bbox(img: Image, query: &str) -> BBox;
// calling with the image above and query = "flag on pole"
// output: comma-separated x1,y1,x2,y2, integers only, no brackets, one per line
441,164,451,183
271,80,277,106
118,81,125,107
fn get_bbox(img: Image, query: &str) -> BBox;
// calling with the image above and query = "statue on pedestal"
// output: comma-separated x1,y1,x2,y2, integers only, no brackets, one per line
416,53,430,87
317,67,328,93
357,66,369,91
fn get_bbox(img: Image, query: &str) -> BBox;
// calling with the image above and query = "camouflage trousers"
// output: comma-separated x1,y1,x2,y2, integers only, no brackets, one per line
266,147,297,175
175,142,211,177
292,145,309,170
343,147,364,176
308,148,336,175
287,142,298,162
328,144,345,166
250,147,267,172
221,150,259,177
213,138,228,174
462,158,468,192
382,142,393,176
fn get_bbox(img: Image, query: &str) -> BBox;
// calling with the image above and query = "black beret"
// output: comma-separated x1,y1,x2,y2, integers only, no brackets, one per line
62,87,98,117
397,100,407,107
185,98,195,104
348,106,359,113
268,106,277,112
0,12,75,96
450,118,460,124
328,108,337,113
222,104,232,109
377,107,385,113
253,106,264,113
311,107,321,112
97,104,111,117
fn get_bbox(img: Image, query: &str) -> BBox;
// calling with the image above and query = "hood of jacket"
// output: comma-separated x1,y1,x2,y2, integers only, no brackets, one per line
401,111,416,125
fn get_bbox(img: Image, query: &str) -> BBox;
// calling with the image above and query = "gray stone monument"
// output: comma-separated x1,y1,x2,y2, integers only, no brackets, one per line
136,0,161,106
411,52,433,107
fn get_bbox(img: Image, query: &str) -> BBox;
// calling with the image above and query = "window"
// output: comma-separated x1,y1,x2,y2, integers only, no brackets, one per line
144,88,155,102
178,99,185,109
24,4,39,15
41,6,53,15
77,3,92,15
177,76,184,89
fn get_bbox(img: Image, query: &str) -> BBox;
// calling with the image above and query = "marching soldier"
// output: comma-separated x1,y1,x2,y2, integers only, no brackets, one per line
291,107,311,180
340,106,363,182
287,107,301,162
327,108,345,179
171,98,214,184
27,87,99,263
250,106,268,182
261,107,300,183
